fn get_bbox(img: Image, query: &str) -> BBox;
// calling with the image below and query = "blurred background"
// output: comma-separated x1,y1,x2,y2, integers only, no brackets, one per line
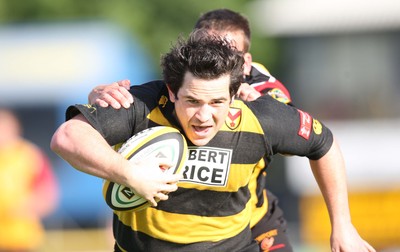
0,0,399,251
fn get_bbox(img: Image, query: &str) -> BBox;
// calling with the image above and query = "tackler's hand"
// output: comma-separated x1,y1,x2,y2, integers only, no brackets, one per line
236,83,261,101
88,79,133,109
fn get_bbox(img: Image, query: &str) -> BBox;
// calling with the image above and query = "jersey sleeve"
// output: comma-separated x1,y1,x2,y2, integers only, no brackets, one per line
65,81,164,146
250,95,333,160
66,104,136,146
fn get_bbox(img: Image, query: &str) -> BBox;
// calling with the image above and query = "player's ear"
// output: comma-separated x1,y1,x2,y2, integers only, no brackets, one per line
166,84,176,102
243,52,252,76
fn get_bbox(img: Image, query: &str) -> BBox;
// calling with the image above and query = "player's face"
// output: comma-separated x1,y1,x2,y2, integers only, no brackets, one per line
168,72,232,146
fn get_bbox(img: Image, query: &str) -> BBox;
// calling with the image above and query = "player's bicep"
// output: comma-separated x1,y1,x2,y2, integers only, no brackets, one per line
271,107,333,159
253,96,332,158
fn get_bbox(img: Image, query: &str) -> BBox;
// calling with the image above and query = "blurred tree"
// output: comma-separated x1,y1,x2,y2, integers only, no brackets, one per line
0,0,279,74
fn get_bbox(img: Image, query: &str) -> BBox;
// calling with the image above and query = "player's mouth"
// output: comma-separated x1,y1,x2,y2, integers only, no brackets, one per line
192,125,212,137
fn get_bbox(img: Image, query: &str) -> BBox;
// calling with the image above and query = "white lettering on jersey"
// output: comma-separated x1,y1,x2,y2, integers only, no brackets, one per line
180,146,232,186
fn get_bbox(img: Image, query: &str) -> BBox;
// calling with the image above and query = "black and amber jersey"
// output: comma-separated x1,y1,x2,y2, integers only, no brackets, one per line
66,80,333,252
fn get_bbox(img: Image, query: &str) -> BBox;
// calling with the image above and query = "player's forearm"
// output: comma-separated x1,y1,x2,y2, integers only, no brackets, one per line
50,114,129,185
309,138,352,226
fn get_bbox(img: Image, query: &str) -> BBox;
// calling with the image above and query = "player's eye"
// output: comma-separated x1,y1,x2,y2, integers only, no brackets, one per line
211,99,226,105
187,99,199,104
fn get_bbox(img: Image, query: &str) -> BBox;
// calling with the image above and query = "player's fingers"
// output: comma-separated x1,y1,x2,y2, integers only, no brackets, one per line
117,79,131,90
237,83,260,101
96,99,110,108
147,197,158,207
164,182,179,192
98,93,122,109
241,88,259,101
236,86,245,98
165,174,182,185
106,87,132,109
237,88,251,101
117,87,134,108
241,92,253,101
247,92,261,101
155,192,169,201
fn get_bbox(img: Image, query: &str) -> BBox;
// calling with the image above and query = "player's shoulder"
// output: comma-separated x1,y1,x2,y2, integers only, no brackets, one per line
131,80,166,94
130,80,167,102
249,62,292,105
232,94,280,115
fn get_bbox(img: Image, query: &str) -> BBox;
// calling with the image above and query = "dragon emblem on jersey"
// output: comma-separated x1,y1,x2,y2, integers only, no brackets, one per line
225,107,242,130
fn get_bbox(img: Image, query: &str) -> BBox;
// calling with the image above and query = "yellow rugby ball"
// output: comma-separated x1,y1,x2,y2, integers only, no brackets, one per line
103,126,187,212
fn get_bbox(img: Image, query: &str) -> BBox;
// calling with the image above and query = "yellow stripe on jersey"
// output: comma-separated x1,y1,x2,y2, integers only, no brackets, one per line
248,158,270,227
115,198,253,244
250,189,268,228
147,106,173,126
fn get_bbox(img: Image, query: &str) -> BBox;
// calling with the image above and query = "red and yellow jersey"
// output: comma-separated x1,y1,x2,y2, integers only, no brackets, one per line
246,62,292,105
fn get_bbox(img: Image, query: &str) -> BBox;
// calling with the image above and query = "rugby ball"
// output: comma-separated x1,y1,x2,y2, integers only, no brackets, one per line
102,126,187,212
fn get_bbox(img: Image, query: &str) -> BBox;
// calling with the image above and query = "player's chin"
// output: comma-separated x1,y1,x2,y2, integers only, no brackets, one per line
189,134,214,146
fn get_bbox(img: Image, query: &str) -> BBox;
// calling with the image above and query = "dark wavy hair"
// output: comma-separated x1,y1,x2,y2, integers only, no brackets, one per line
161,29,244,99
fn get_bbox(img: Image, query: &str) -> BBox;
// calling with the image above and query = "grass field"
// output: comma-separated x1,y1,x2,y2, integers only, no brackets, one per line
38,225,328,252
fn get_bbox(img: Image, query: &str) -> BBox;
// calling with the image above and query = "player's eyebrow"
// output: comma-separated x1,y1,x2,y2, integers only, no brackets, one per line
183,95,228,102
